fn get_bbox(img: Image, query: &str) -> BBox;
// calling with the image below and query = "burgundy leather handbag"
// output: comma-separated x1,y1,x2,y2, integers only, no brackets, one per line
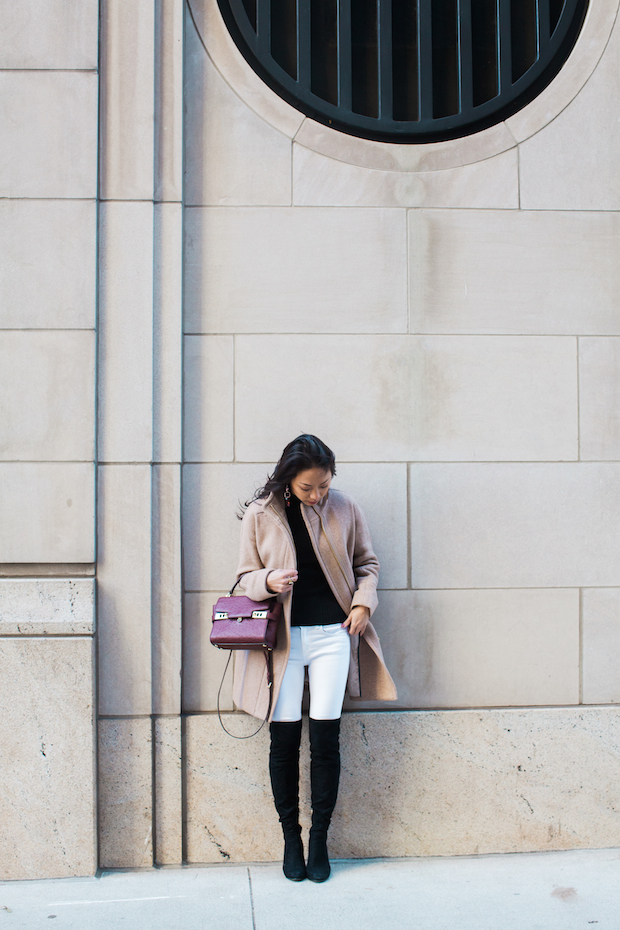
210,578,283,738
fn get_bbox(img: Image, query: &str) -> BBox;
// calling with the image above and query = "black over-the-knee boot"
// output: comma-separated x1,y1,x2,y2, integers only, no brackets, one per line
269,720,306,881
307,717,341,883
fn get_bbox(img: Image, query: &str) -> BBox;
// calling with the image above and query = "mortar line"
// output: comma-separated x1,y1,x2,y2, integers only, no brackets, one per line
94,0,103,874
180,0,189,867
578,587,584,704
406,208,411,334
576,336,581,461
151,714,158,867
181,331,620,338
181,714,188,863
406,464,412,589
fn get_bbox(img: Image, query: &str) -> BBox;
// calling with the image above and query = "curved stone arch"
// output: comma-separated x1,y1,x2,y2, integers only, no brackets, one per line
187,0,619,171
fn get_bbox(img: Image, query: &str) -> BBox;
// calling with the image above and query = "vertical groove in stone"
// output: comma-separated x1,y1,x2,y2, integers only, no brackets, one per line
181,712,189,863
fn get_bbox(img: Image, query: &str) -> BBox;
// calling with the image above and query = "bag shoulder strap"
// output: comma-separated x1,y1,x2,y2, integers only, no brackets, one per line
216,648,274,739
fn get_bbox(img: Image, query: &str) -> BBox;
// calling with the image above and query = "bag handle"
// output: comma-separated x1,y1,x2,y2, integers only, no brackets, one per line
228,570,261,597
227,576,243,597
216,647,274,739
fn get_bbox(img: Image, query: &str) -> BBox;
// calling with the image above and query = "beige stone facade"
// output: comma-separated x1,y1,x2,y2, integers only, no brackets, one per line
1,0,620,880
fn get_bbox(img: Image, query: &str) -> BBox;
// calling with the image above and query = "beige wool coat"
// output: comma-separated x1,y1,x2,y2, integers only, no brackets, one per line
232,488,398,721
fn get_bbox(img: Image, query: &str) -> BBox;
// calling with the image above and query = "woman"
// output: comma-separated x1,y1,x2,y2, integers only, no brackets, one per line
234,435,397,883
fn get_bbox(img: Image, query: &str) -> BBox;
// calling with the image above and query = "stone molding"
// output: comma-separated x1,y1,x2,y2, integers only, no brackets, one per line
0,578,95,636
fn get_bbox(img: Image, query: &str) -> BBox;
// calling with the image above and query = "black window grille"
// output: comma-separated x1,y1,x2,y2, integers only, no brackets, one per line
215,0,589,143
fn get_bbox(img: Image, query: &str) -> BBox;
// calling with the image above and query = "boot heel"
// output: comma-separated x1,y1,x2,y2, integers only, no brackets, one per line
306,830,330,882
283,831,306,881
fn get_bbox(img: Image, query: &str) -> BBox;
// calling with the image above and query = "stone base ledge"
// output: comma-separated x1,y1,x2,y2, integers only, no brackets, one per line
185,707,620,862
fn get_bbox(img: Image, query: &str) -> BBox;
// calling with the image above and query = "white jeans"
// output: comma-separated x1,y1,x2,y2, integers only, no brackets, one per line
272,624,351,722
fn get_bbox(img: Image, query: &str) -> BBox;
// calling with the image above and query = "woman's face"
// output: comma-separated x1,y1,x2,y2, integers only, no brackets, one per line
290,467,332,506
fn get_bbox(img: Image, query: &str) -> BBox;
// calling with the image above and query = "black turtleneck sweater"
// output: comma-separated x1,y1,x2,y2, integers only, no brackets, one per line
286,495,347,627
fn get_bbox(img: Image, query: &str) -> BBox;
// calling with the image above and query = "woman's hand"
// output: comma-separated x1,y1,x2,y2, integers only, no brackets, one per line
342,605,370,636
266,569,298,594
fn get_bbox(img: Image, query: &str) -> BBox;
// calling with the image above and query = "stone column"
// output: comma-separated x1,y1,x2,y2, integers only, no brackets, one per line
0,0,99,880
97,0,184,869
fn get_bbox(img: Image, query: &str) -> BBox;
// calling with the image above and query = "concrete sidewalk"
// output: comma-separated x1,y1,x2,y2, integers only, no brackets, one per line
1,847,618,930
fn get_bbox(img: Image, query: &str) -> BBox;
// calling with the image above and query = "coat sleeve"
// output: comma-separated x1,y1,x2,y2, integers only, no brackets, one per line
349,500,379,616
235,507,274,602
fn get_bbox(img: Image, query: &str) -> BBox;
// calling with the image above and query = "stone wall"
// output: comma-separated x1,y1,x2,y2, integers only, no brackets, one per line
2,0,620,879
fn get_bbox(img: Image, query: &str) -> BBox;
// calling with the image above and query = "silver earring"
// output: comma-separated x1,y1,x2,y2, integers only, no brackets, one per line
284,485,291,507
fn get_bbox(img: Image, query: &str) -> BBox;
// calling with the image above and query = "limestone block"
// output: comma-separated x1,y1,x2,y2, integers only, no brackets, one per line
185,707,620,860
182,463,265,591
409,463,620,588
0,637,95,879
0,463,94,563
154,716,182,864
349,589,579,710
519,12,620,210
152,465,182,715
155,0,183,202
183,336,234,462
184,207,407,334
0,578,94,635
583,588,620,704
579,338,620,461
153,203,183,463
182,463,403,595
185,713,274,863
235,335,578,462
97,465,152,715
99,0,155,200
293,145,518,209
0,331,94,461
0,200,96,329
409,210,620,335
185,24,292,206
0,72,97,198
0,0,98,68
98,202,153,463
98,717,153,869
183,592,233,712
331,464,408,590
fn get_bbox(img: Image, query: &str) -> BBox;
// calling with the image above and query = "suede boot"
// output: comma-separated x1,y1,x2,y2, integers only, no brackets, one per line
269,720,306,881
307,717,341,883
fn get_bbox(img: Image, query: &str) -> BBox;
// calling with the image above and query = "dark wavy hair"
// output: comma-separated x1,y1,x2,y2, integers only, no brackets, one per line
240,434,336,515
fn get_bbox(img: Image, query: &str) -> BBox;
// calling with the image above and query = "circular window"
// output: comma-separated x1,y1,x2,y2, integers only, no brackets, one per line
216,0,589,143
